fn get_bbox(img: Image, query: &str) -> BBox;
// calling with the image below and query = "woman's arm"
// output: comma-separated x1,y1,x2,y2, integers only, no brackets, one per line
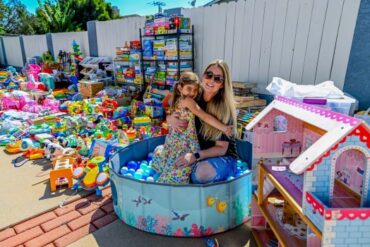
174,140,229,168
179,97,233,136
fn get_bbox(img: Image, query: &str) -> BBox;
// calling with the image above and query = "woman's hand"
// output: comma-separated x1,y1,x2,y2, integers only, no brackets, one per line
167,112,188,131
223,125,234,137
179,97,197,110
174,153,196,168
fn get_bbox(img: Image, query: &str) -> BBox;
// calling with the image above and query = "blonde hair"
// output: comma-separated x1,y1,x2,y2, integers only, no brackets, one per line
200,59,237,140
171,72,201,112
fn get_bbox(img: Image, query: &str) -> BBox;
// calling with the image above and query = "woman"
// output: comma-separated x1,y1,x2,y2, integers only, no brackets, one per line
167,59,238,184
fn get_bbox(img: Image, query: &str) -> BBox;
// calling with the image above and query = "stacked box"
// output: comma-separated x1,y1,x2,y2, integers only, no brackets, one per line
78,81,104,98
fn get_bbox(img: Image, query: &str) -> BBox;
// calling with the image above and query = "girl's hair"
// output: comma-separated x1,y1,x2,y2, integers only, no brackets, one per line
170,71,201,112
200,59,237,140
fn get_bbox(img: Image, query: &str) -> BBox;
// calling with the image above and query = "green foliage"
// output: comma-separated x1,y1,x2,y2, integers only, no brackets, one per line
0,0,38,35
35,0,121,33
0,0,121,35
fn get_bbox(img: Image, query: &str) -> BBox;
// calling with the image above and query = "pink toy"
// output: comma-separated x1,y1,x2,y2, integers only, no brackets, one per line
27,64,42,82
22,100,44,113
43,98,60,113
0,95,28,110
247,96,370,247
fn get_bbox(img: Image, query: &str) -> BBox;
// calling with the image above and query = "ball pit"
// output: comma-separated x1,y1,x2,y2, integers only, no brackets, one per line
110,136,253,237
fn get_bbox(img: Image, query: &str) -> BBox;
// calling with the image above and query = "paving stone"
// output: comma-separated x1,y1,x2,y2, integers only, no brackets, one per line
14,212,57,233
0,228,16,242
41,211,80,232
54,224,97,247
24,225,70,247
0,226,43,247
67,209,106,231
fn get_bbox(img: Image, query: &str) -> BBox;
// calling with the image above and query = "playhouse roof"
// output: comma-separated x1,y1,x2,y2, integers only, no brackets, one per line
246,96,367,174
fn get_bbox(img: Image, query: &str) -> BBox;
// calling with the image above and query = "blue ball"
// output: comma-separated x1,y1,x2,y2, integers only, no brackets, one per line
136,168,144,174
227,176,235,181
127,161,138,170
120,166,128,175
147,152,153,161
134,172,143,180
140,163,148,170
146,176,154,182
124,173,133,178
128,168,136,175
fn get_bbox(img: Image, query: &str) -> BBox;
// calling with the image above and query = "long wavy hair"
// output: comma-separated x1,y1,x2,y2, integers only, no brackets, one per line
171,71,201,112
200,59,237,140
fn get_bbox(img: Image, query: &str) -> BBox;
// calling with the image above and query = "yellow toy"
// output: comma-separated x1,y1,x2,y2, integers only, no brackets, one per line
207,196,216,207
67,101,84,116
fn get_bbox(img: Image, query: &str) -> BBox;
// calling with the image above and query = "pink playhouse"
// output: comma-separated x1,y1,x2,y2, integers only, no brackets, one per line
246,96,370,247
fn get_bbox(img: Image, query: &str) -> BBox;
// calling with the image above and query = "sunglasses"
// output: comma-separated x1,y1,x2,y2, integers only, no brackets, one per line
204,71,224,84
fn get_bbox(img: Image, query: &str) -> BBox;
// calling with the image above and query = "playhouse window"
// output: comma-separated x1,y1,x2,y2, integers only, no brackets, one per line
273,115,287,132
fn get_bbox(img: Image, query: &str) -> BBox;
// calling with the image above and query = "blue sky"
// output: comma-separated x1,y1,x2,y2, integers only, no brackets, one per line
20,0,211,16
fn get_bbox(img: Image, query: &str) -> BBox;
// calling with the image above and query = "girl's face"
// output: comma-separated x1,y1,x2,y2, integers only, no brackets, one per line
178,83,199,99
202,65,224,95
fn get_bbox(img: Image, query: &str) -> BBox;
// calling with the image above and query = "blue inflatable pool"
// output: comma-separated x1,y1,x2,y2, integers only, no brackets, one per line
109,136,252,237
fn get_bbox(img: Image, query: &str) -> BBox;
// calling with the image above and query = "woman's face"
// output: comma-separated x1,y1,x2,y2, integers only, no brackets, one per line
202,65,224,95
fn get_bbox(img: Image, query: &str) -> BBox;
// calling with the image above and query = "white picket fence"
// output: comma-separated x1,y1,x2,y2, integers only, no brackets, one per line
0,0,361,91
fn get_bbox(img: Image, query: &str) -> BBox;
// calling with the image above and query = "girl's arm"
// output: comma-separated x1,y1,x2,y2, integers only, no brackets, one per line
179,97,233,136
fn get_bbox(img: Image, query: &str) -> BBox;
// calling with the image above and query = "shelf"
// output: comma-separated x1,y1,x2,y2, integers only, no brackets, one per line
259,164,322,240
253,194,306,247
143,31,193,37
114,59,140,63
142,59,193,62
251,229,277,247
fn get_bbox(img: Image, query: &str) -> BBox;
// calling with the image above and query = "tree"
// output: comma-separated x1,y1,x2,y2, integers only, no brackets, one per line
0,0,37,35
35,0,76,33
35,0,120,33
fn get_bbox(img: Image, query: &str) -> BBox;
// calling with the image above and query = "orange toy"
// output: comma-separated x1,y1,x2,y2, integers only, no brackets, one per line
50,158,74,192
6,140,22,154
23,148,44,160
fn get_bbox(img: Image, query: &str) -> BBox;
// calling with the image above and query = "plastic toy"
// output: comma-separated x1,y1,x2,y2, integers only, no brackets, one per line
5,140,22,153
50,157,74,192
23,148,44,160
72,156,109,196
100,99,118,118
133,116,151,128
247,96,370,246
27,64,41,82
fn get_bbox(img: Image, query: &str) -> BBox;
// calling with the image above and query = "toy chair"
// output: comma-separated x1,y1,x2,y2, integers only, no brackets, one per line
50,157,74,192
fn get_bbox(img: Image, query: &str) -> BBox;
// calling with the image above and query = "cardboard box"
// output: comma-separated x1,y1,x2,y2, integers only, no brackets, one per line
78,81,104,98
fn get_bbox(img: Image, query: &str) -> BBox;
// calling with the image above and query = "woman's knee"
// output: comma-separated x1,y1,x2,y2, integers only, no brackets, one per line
192,162,216,183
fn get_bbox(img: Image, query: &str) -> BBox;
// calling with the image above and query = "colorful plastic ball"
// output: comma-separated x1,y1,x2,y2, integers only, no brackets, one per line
120,166,128,175
127,161,138,170
147,152,153,161
140,163,148,170
136,168,144,174
143,169,151,177
227,176,235,181
128,168,136,175
146,176,154,182
134,172,143,179
124,173,133,178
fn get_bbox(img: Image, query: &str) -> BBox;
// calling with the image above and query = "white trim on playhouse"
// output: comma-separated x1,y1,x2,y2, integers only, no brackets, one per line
246,96,366,175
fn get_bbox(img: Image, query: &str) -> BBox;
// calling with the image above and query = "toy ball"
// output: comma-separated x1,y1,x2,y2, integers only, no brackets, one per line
134,172,143,180
127,161,138,170
227,176,234,181
237,160,243,167
140,163,148,170
147,152,153,161
124,173,133,178
128,168,136,175
146,176,154,182
136,168,144,174
143,169,151,177
120,166,128,175
141,160,148,165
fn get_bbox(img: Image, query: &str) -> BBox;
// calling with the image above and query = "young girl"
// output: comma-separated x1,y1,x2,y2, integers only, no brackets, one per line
151,72,233,184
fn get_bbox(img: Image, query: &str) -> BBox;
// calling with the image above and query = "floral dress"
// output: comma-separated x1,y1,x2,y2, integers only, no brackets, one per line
151,102,199,184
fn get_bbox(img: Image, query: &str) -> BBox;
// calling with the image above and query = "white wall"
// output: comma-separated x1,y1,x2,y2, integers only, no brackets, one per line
51,31,89,58
95,16,145,57
2,36,23,67
183,0,361,91
22,35,48,60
